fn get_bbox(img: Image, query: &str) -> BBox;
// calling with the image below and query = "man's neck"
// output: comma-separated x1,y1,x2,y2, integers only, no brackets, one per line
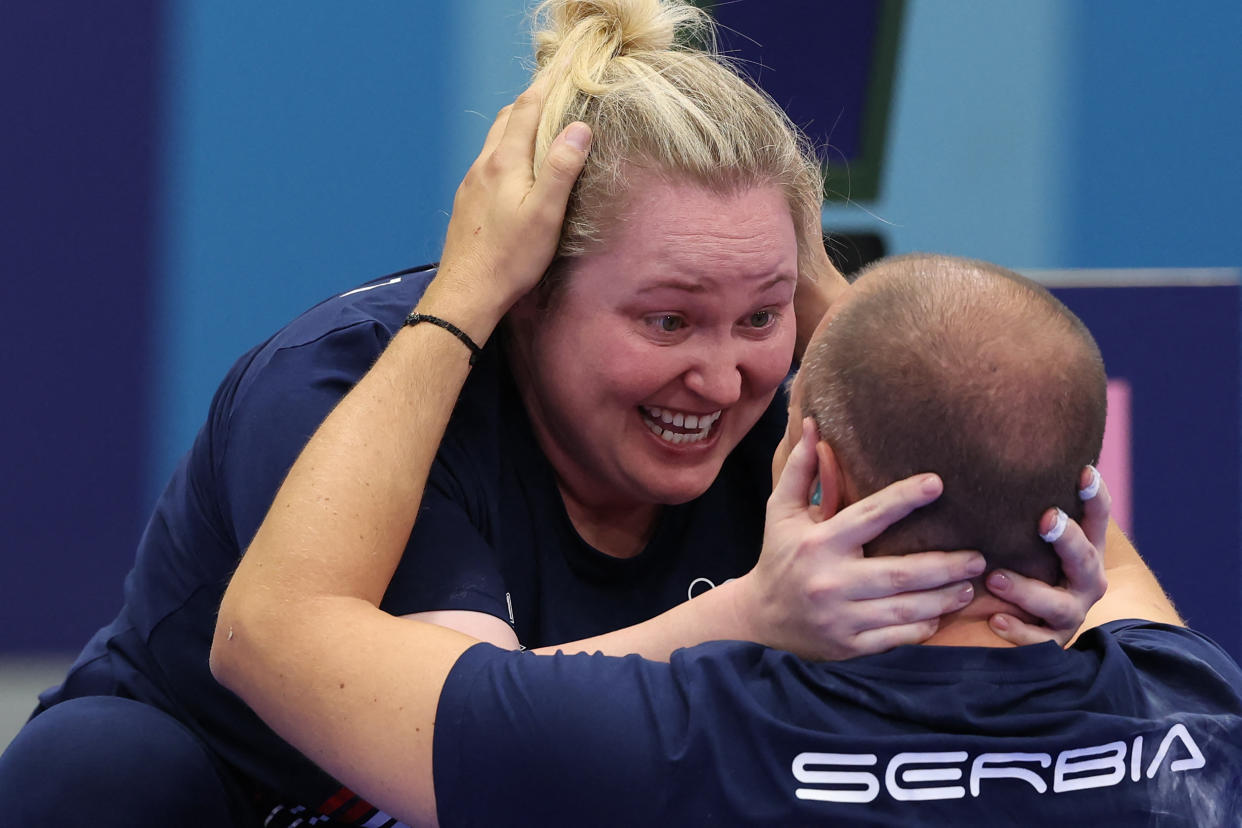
922,586,1038,648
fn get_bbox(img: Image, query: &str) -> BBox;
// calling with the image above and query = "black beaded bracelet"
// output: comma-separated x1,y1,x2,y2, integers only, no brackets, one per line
403,312,483,366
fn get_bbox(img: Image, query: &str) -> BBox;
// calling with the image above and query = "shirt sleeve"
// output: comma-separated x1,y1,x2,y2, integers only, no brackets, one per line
216,320,391,552
1099,619,1242,697
378,463,511,622
432,644,686,827
214,317,509,624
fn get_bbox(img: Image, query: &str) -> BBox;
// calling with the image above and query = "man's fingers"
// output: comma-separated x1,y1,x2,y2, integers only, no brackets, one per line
827,473,944,550
768,420,819,514
845,551,984,601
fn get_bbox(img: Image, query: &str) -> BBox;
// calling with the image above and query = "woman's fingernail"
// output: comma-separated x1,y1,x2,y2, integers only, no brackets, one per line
809,480,822,506
920,474,941,495
1079,465,1101,500
967,556,987,577
958,583,975,603
991,614,1011,631
1040,508,1068,543
988,571,1011,593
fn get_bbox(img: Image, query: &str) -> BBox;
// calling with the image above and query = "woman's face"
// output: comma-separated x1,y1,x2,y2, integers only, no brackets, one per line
511,175,798,512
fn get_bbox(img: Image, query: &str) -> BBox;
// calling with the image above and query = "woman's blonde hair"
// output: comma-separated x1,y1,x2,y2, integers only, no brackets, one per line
530,0,824,291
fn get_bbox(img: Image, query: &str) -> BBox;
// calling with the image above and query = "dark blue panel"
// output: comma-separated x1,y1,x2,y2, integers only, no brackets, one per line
1053,286,1241,659
711,0,881,162
0,3,161,650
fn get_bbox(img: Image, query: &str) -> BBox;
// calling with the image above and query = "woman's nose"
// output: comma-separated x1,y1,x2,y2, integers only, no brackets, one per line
683,347,742,406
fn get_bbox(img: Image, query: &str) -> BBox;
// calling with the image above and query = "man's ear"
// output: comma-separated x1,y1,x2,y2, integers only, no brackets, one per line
810,439,848,521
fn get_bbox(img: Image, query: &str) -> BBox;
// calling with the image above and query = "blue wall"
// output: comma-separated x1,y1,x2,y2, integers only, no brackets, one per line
1,2,162,650
3,0,1239,652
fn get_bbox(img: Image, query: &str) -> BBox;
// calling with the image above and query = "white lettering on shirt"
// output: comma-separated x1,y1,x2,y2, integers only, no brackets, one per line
791,723,1206,805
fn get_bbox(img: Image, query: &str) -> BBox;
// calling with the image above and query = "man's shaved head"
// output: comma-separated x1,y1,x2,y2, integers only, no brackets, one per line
800,254,1108,583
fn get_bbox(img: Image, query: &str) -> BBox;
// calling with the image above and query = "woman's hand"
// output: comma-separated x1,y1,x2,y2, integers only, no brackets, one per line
984,466,1110,646
791,232,849,360
427,76,592,322
734,420,986,661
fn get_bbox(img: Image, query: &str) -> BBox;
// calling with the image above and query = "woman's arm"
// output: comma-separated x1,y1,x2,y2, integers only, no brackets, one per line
211,84,592,826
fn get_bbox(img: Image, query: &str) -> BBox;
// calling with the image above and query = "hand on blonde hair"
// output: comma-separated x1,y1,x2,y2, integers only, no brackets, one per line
431,77,592,321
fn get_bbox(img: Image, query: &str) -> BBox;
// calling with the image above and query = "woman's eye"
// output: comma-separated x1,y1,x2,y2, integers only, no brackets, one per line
648,314,686,333
747,309,775,328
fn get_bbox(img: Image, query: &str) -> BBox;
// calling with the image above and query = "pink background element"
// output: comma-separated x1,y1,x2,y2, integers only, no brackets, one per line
1097,379,1132,534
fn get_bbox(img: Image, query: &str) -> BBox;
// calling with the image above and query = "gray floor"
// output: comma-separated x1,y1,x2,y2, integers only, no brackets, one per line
0,654,74,754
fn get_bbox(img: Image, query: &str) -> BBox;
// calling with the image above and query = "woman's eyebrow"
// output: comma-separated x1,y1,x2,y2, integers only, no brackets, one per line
635,279,708,295
635,272,795,295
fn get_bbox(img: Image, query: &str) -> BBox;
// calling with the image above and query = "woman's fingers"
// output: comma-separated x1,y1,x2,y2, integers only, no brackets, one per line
767,420,819,517
844,551,984,601
852,580,976,631
846,619,942,657
1078,465,1112,551
528,121,592,213
987,613,1063,647
986,568,1083,641
478,104,513,160
494,78,549,167
1045,507,1108,606
824,473,944,551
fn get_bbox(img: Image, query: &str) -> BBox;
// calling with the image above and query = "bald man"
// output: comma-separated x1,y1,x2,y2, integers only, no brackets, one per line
211,254,1242,826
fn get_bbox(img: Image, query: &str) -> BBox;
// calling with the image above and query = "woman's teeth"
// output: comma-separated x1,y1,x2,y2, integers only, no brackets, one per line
641,406,722,445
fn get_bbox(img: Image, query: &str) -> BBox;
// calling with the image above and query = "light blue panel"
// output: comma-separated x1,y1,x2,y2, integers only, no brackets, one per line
822,0,1073,268
1067,0,1242,267
445,0,535,179
153,2,457,499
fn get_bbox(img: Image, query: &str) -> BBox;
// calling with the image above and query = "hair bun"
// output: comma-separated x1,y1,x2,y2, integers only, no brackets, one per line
532,0,710,77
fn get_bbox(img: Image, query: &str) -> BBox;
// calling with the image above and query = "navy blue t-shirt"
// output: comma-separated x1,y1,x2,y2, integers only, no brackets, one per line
40,267,784,819
434,620,1242,826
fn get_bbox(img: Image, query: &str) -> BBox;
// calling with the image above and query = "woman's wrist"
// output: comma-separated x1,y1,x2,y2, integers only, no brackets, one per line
414,267,516,352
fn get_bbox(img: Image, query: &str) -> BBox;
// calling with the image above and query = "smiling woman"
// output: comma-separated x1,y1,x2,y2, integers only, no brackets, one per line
506,177,800,550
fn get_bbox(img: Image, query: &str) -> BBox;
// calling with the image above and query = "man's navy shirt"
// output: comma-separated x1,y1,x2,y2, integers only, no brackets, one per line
435,620,1242,826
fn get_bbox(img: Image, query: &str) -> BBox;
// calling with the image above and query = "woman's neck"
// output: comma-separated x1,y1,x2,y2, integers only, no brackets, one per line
559,488,660,559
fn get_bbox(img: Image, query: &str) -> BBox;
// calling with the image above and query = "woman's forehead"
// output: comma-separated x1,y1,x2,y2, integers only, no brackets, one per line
588,182,796,280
